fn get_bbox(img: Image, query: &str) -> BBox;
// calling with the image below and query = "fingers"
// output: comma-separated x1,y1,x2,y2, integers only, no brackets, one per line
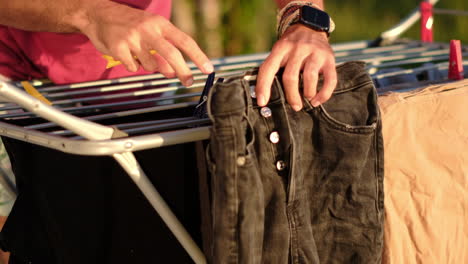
259,52,336,110
153,53,176,78
95,13,211,86
303,58,320,102
165,25,214,74
150,20,215,86
257,46,288,106
152,38,194,86
283,53,307,111
310,60,337,107
134,45,158,72
254,23,338,111
112,44,139,72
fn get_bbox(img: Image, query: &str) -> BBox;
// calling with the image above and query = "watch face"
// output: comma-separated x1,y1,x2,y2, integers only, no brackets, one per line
300,5,330,32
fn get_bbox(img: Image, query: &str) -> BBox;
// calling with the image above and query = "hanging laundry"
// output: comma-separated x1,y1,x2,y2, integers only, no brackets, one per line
206,61,384,263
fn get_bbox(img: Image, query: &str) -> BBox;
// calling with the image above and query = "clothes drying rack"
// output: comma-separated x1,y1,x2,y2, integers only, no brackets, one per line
0,0,466,263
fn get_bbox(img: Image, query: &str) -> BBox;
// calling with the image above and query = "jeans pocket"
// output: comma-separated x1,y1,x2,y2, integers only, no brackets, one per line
318,80,379,134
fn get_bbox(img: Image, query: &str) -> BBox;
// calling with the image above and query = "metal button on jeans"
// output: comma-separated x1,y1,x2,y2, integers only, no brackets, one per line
250,85,257,99
260,107,272,118
269,131,280,144
237,156,246,166
276,160,286,171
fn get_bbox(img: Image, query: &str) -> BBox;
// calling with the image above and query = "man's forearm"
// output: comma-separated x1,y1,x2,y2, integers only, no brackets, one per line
0,0,109,33
275,0,324,10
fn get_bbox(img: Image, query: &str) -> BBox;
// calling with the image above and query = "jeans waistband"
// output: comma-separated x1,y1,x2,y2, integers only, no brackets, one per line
208,61,372,117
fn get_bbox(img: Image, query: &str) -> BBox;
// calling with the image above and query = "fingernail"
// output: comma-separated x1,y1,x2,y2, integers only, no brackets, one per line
185,78,194,87
257,94,266,106
292,104,302,111
311,100,321,107
203,62,214,73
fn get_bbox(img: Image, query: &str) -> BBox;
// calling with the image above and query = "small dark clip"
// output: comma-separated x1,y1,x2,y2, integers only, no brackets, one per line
194,72,223,119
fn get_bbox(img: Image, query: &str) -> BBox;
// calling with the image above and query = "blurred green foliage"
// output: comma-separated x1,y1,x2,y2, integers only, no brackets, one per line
327,0,468,43
173,0,468,57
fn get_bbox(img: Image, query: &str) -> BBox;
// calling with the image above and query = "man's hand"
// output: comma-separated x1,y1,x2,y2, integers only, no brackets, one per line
256,24,337,111
79,1,213,86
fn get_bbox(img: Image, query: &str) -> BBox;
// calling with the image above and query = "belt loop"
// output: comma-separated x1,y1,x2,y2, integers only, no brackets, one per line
241,77,253,117
242,69,259,117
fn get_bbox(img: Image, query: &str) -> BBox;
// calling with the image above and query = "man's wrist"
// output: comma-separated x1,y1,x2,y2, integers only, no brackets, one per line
67,0,110,33
277,1,334,38
285,23,329,40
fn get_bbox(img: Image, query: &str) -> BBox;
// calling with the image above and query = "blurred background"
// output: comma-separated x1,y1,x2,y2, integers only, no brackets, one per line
172,0,468,58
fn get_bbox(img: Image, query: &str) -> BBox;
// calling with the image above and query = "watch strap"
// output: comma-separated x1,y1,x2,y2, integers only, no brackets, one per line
277,2,335,38
277,1,320,37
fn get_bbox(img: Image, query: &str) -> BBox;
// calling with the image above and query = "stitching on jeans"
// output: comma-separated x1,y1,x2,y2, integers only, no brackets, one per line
260,113,278,163
332,80,374,94
289,206,300,264
316,83,380,134
274,75,298,204
242,114,257,167
317,106,377,134
376,119,384,213
227,114,240,263
373,128,381,219
241,78,253,113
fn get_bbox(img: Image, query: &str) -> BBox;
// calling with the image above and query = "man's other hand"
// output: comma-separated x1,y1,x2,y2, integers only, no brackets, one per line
256,24,337,111
80,1,213,86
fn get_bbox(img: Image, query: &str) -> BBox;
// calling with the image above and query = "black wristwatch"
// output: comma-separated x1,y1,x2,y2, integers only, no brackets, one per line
294,5,334,36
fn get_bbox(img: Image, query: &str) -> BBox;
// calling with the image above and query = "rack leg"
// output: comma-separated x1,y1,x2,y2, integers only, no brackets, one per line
113,152,207,264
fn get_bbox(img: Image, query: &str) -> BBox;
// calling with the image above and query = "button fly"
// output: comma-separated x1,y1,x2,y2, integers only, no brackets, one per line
276,160,286,171
269,131,280,144
237,156,246,166
260,107,272,118
250,85,256,99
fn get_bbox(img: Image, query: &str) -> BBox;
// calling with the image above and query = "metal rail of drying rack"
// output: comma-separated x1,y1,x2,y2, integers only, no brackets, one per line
0,0,466,263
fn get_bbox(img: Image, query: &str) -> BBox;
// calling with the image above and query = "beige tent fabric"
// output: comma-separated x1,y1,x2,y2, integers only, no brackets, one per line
379,80,468,264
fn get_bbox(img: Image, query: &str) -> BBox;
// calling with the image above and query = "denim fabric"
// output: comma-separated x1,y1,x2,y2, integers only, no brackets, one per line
207,61,384,264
